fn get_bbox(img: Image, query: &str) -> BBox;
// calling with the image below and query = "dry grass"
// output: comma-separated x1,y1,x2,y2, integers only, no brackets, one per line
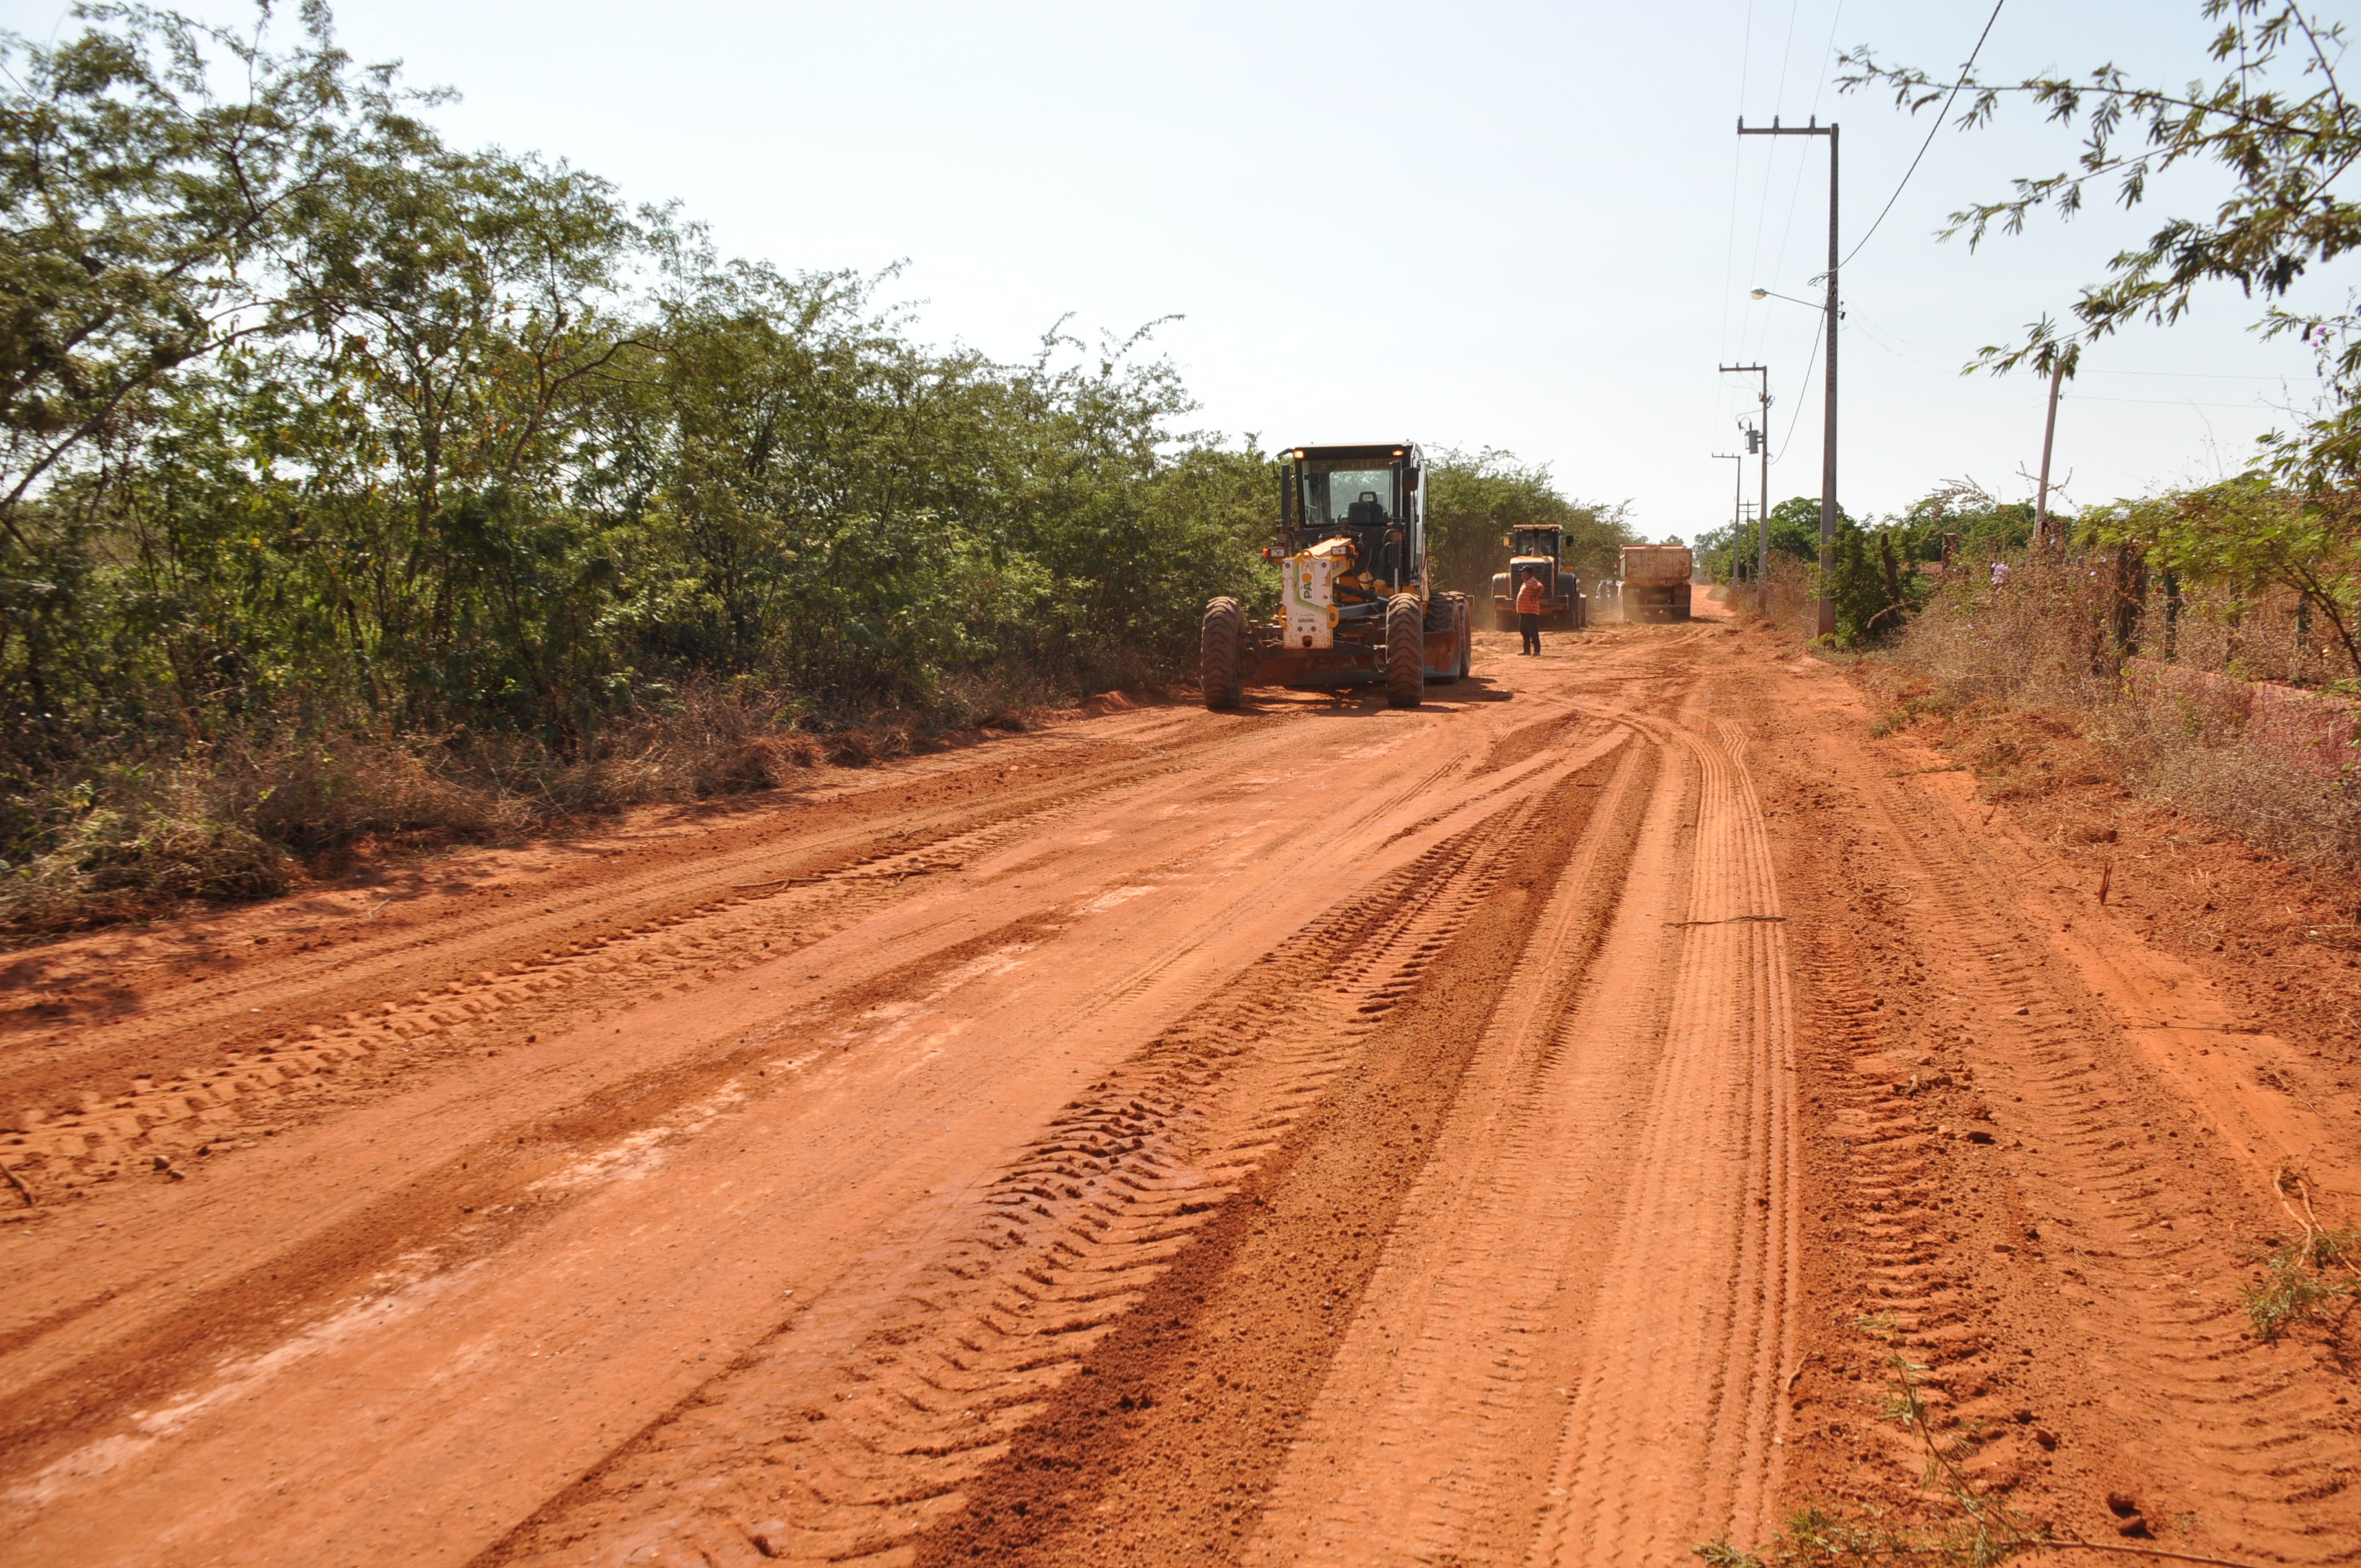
1721,557,1816,632
1883,556,2361,873
0,669,1066,941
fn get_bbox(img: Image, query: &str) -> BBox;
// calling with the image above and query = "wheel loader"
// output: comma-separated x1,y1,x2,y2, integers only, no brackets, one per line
1488,526,1586,631
1200,442,1470,711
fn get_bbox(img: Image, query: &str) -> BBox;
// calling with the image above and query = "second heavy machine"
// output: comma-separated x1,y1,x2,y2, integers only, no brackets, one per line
1490,524,1586,630
1201,443,1471,710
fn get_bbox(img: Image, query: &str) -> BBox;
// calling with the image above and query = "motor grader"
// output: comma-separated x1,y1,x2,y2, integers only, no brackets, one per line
1200,442,1470,711
1489,525,1586,631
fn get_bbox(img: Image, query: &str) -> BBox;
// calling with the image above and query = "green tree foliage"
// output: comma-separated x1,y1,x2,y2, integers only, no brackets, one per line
0,2,429,529
1424,447,1634,594
1885,481,2037,565
1840,2,2361,485
0,1,1286,817
1763,496,1855,562
1703,495,1922,643
1698,497,1867,582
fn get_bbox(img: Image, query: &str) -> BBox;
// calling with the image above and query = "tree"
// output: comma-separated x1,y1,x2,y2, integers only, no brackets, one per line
1886,480,2036,563
1840,2,2361,486
1763,496,1857,562
0,3,427,540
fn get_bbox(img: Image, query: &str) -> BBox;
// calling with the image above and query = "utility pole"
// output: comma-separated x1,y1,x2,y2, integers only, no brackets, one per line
2034,343,2078,552
1719,361,1770,584
1738,116,1838,636
1713,452,1744,581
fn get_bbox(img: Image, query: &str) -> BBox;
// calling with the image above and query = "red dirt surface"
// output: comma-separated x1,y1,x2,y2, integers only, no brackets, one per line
4,609,2357,1567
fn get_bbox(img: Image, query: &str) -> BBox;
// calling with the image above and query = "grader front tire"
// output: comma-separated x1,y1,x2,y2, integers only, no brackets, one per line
1385,595,1424,709
1201,597,1244,711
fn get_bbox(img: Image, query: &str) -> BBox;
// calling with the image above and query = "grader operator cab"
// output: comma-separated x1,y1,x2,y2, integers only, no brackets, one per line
1490,526,1586,631
1200,442,1471,711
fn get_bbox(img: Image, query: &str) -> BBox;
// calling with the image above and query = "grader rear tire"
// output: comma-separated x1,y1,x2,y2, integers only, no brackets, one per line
1385,594,1424,709
1201,596,1243,711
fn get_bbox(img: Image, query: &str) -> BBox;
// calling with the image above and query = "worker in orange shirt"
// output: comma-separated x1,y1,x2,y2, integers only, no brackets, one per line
1515,565,1545,656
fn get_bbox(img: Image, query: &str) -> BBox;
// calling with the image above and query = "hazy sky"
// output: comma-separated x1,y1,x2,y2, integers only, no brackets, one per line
5,0,2343,537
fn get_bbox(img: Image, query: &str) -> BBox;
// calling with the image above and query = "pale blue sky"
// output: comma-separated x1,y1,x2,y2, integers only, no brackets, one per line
7,0,2343,537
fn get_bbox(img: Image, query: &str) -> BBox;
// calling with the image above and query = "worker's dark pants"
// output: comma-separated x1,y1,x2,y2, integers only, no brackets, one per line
1518,612,1541,655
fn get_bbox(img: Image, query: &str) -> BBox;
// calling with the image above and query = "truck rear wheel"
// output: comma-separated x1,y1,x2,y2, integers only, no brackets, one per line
1201,597,1243,711
1385,595,1424,708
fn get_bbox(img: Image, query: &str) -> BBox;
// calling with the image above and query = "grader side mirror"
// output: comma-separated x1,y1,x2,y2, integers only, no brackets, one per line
1501,534,1512,548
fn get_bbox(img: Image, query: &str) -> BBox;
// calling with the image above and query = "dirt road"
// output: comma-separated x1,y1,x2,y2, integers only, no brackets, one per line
5,611,2358,1567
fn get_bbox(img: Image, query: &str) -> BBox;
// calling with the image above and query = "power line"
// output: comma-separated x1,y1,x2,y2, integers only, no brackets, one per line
1755,2,1846,366
1841,0,2006,269
2063,392,2280,410
2083,369,2302,380
1742,0,1808,365
1774,309,1826,462
1719,0,1758,371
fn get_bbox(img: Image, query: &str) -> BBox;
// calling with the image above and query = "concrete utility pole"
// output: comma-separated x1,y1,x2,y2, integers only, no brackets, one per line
1713,452,1744,578
1719,361,1770,583
1738,117,1838,636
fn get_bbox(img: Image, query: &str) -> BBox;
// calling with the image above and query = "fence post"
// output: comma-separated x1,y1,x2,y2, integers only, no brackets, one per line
2111,542,2147,664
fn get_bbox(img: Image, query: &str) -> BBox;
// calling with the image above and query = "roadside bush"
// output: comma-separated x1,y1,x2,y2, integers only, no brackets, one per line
0,6,1311,936
1888,555,2361,871
0,674,1018,935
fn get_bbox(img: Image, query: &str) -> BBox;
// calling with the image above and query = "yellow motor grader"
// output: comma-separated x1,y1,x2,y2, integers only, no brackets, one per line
1200,442,1470,710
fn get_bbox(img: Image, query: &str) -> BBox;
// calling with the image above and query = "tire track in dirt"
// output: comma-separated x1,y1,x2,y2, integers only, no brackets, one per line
1894,800,2358,1558
1232,733,1667,1567
0,719,1270,1121
1759,700,2361,1562
1780,936,2009,1499
875,756,1631,1568
478,747,1633,1568
1523,708,1800,1565
0,907,1078,1470
2,712,1357,1205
